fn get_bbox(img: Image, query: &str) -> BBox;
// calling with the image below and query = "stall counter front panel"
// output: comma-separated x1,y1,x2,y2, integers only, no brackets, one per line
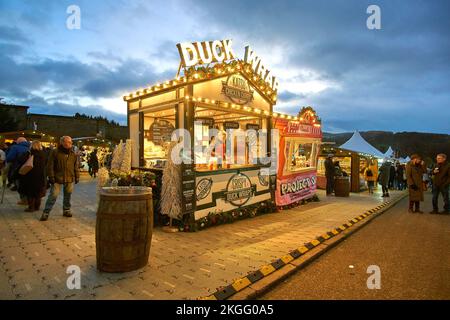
194,167,273,220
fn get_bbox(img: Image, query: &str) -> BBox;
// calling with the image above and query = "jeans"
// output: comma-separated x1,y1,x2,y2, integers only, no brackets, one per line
432,185,449,212
44,183,74,213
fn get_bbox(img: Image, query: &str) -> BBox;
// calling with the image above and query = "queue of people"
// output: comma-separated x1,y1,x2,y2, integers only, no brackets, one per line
1,136,80,221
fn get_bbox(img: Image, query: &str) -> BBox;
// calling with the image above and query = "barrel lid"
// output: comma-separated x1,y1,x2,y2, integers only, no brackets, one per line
100,186,152,196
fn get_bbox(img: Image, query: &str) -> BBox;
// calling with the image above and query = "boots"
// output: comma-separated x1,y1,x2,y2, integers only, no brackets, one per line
414,202,423,213
24,198,36,212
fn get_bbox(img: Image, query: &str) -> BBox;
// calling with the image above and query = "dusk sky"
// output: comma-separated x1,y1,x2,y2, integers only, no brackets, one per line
1,0,449,134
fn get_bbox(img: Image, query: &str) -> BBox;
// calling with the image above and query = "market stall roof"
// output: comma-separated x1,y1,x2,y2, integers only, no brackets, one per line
339,131,384,158
383,146,395,158
0,129,56,143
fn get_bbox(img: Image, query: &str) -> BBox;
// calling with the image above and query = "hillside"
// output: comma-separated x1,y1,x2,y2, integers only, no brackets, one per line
323,131,450,163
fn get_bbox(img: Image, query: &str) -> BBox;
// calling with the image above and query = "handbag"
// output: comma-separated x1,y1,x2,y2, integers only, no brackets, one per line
19,154,34,175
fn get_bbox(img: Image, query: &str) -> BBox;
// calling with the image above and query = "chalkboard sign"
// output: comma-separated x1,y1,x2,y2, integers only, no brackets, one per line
145,119,175,145
194,118,214,128
246,124,260,131
181,163,195,214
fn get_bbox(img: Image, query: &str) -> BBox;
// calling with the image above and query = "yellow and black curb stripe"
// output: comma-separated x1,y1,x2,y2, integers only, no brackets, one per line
200,194,407,300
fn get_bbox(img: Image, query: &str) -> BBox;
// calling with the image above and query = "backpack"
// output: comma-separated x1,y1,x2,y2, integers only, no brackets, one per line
366,169,373,177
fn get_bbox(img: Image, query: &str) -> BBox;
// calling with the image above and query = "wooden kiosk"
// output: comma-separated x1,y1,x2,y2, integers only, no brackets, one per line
274,107,322,208
124,39,323,223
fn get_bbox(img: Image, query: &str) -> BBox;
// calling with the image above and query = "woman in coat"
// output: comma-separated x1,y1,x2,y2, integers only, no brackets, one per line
18,140,47,212
364,164,377,194
406,154,427,213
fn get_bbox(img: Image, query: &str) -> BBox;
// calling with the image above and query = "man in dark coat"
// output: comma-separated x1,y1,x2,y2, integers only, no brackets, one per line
430,153,450,214
324,154,335,196
406,154,426,213
389,164,396,189
41,136,79,221
378,160,391,198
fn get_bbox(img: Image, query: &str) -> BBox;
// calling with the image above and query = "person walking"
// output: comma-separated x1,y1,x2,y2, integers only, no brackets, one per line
324,154,335,196
389,163,396,190
6,137,30,205
406,154,427,213
0,143,6,189
429,153,450,214
364,165,376,194
18,141,47,212
396,162,404,190
40,136,79,221
88,149,99,178
378,160,391,197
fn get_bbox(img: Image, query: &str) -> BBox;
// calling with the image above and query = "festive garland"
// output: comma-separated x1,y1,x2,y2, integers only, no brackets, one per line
183,60,278,102
108,170,157,188
277,194,320,211
178,200,277,232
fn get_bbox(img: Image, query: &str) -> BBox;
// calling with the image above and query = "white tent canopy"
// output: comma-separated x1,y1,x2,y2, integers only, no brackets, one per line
383,146,395,158
339,131,384,158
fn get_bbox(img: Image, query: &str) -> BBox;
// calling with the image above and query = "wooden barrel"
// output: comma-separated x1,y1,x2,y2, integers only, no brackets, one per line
334,177,350,197
96,187,153,272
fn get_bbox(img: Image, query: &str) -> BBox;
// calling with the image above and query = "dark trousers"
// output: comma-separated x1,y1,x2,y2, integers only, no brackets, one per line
382,185,389,195
409,201,420,211
326,175,334,195
432,185,449,212
27,197,42,211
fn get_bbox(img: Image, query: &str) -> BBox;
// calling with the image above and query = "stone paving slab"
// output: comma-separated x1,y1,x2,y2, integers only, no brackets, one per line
0,176,403,299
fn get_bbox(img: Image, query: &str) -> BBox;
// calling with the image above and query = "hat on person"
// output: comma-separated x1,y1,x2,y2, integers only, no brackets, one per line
327,154,334,158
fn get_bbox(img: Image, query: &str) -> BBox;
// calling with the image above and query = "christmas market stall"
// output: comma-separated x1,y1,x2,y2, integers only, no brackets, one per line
273,107,322,209
123,39,298,229
72,136,113,171
317,131,383,193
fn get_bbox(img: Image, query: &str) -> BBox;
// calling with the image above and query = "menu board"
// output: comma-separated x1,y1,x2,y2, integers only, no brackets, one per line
246,124,260,131
195,118,215,128
145,119,175,145
224,122,240,130
181,163,195,214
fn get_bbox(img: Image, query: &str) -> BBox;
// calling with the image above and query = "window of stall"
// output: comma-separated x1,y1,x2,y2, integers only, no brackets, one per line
284,138,320,174
193,104,266,171
142,106,176,168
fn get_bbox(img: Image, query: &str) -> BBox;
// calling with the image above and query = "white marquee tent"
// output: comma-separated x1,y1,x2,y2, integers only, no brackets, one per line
339,131,384,158
383,146,395,158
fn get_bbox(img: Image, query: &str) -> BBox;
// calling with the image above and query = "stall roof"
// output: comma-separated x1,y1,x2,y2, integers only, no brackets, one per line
339,131,384,158
0,129,56,142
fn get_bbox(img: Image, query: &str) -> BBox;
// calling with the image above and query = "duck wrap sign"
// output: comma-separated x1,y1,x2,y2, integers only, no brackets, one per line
276,171,317,206
225,173,256,207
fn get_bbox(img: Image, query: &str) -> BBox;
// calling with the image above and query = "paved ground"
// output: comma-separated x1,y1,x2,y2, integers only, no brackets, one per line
0,175,404,300
260,193,450,300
